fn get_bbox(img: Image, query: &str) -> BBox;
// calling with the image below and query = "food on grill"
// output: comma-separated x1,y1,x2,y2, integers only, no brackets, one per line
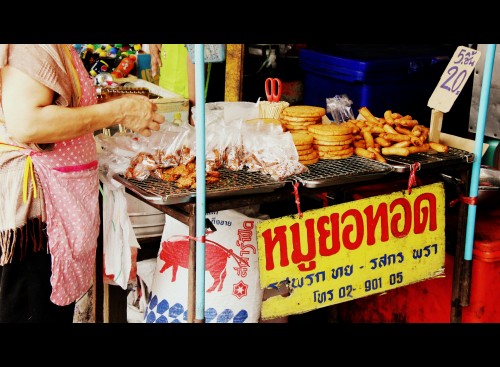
307,123,352,136
299,155,320,165
429,142,449,153
298,150,319,161
380,146,410,157
318,146,354,159
279,105,326,133
144,159,221,189
290,132,314,146
367,147,387,163
310,133,353,142
313,143,351,152
303,122,355,160
124,152,157,180
290,132,317,165
351,106,450,161
281,105,326,118
358,106,380,125
317,151,354,160
296,146,314,155
314,137,354,146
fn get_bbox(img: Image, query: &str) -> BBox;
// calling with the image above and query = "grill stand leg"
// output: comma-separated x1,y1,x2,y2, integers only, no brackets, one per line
450,167,472,323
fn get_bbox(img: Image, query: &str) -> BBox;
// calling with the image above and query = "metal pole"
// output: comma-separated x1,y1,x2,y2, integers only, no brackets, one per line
194,44,207,322
464,44,496,260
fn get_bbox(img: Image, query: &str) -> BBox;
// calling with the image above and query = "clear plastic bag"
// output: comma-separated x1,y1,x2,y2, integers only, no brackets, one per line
326,94,355,123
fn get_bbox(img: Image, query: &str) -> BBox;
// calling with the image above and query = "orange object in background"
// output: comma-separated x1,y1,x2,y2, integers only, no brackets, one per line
337,204,500,323
462,207,500,322
112,55,137,79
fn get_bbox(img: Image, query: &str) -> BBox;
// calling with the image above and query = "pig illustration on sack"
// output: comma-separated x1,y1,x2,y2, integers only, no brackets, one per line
159,235,249,292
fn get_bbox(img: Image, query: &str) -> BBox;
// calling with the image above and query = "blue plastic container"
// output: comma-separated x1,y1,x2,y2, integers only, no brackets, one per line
299,45,454,124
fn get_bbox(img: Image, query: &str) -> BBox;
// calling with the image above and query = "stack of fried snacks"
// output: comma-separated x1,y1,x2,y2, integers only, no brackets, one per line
307,123,354,160
350,106,449,163
290,132,319,165
279,105,326,132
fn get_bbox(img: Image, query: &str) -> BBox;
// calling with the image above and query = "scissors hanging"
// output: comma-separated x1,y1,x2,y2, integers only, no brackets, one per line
265,77,282,102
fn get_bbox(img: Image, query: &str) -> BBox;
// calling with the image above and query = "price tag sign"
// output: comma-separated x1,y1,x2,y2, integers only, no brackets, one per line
428,46,481,113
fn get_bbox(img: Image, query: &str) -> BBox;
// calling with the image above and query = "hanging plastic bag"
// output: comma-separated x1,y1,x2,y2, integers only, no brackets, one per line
101,178,140,289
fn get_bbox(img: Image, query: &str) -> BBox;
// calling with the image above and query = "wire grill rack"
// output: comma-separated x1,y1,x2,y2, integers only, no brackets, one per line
113,147,473,204
384,147,474,172
290,155,393,188
113,168,286,205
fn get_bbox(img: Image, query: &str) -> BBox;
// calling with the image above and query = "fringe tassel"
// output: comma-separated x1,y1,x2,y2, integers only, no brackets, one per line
0,217,45,265
0,228,15,265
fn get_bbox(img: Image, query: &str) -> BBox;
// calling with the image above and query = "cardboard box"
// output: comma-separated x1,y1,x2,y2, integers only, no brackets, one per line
153,97,190,128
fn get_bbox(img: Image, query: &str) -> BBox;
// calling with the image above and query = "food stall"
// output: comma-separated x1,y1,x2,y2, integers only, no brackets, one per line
91,44,494,323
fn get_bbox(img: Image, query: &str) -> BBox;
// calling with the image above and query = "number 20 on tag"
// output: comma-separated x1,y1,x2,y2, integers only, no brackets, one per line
428,46,481,113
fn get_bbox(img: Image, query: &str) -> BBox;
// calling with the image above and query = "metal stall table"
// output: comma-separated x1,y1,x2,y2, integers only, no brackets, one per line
97,147,473,323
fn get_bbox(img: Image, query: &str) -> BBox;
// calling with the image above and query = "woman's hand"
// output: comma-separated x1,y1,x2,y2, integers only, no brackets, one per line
113,94,165,137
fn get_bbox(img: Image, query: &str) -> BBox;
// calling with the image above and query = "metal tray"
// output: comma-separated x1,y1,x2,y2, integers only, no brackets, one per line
384,147,474,173
113,167,286,205
290,155,394,189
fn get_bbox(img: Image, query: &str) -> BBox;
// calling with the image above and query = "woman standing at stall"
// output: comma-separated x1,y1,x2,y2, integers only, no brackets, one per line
0,44,165,322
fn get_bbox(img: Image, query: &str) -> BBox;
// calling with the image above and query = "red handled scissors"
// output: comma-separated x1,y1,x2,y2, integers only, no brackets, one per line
265,77,282,102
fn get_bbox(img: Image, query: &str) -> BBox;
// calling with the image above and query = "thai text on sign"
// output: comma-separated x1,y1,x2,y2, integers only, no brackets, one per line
257,182,446,320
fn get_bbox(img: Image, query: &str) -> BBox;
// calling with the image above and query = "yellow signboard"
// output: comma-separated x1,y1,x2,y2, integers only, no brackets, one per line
257,182,446,320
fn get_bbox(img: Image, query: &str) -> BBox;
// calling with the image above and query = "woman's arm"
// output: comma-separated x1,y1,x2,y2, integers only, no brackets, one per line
1,65,165,144
148,44,162,78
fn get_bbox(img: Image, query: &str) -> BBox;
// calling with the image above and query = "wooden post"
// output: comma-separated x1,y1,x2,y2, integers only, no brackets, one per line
224,44,244,102
429,108,444,143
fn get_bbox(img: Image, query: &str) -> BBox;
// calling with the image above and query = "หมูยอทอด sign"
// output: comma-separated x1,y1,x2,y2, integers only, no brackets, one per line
257,182,446,320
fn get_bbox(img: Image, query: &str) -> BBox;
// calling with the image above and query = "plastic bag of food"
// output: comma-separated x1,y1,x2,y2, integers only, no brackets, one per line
326,94,355,122
241,120,307,180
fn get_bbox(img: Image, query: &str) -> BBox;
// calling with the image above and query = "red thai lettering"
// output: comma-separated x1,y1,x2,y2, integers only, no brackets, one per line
290,220,316,272
261,192,439,272
342,209,364,250
364,203,389,245
390,198,412,238
262,226,289,271
414,193,437,233
318,213,340,256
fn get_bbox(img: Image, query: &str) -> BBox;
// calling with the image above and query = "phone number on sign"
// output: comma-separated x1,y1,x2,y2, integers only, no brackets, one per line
267,243,440,305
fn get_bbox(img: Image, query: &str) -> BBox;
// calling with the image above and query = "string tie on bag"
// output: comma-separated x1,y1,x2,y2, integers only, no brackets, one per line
407,162,420,194
292,181,303,218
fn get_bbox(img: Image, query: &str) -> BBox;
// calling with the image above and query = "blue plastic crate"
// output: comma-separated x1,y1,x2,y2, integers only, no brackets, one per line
299,45,454,124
